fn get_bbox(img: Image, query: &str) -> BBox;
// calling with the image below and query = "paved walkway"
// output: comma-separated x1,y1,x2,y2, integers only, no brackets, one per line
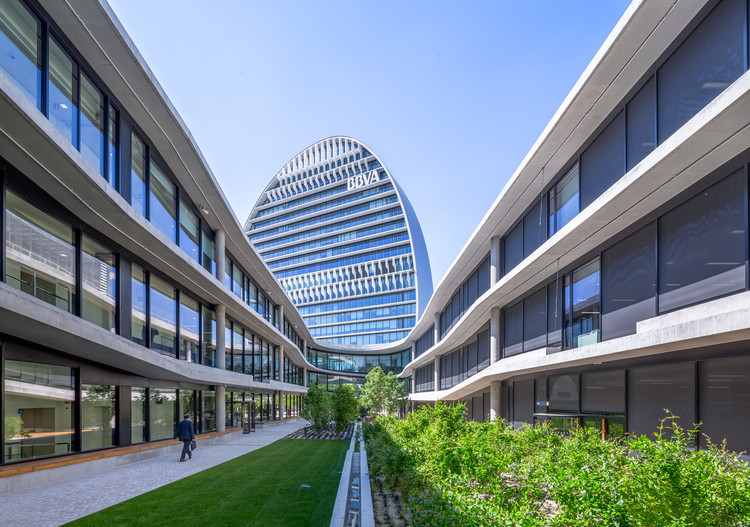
0,419,307,527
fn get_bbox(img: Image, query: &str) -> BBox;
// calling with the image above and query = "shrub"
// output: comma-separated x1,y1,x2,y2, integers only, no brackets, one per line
331,384,359,433
300,383,331,431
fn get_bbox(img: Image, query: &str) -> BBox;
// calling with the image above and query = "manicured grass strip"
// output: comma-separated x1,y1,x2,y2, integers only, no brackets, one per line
65,439,348,527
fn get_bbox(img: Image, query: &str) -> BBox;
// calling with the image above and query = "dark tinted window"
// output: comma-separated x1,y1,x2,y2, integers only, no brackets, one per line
602,224,656,340
581,370,625,413
657,0,745,142
523,287,546,351
549,374,579,412
699,356,750,453
547,279,563,349
503,301,523,357
626,77,656,170
628,362,695,437
523,201,545,258
580,111,625,209
513,380,534,426
503,222,523,274
658,170,746,312
477,329,490,370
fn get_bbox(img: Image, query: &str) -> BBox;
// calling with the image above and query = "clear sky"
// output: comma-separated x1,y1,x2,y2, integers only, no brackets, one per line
107,0,631,288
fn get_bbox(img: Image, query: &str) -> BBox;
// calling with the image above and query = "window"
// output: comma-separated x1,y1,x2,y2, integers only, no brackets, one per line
47,36,77,146
566,259,600,348
0,0,42,107
658,170,746,313
79,73,104,176
5,189,76,314
548,374,579,412
224,257,232,290
81,235,116,332
523,201,545,258
503,222,523,274
581,370,625,413
131,387,146,443
131,264,147,346
81,384,115,450
699,356,750,453
601,224,656,340
179,200,200,263
201,230,215,275
3,360,75,461
512,380,533,426
150,275,176,356
547,279,562,349
523,287,546,351
548,164,579,236
130,133,147,217
626,77,656,171
503,301,523,357
628,362,695,438
106,104,118,187
657,0,745,142
233,326,243,373
149,162,176,242
580,111,625,209
224,320,232,372
179,294,200,362
201,305,216,367
149,388,176,440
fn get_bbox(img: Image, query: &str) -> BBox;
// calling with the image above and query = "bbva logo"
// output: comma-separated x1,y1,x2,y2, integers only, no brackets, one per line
347,171,379,191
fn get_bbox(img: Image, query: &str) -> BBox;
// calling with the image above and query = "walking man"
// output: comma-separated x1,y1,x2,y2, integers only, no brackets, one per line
175,413,195,462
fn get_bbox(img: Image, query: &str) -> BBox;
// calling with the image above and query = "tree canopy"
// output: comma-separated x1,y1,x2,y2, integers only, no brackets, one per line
360,366,405,416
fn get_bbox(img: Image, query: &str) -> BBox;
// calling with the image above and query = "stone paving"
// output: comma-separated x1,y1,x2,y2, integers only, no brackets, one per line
0,419,307,527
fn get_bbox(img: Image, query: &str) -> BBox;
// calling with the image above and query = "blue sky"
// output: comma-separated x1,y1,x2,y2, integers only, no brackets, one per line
108,0,631,287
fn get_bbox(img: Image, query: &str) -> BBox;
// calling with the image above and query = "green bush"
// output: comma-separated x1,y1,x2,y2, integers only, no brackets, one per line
331,384,359,433
300,383,332,431
364,403,750,526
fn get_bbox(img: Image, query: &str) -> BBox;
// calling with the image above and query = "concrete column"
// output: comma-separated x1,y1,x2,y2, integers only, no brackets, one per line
279,391,285,420
303,367,308,387
433,358,440,392
490,236,500,286
489,380,501,422
216,385,226,432
215,229,226,282
215,304,226,370
490,306,501,364
433,313,440,343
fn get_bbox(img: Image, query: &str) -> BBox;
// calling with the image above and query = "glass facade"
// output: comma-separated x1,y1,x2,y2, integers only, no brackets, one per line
246,137,432,346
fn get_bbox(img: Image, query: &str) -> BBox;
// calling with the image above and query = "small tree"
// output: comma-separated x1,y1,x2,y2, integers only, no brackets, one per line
331,384,360,433
361,366,405,416
301,383,332,431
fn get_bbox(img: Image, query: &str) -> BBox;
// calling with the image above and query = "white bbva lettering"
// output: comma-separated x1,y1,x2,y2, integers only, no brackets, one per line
347,171,378,191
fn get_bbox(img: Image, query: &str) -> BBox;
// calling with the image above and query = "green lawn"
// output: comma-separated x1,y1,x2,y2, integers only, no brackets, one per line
66,439,348,527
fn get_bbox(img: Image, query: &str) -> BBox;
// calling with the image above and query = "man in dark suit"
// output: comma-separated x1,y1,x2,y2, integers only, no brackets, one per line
175,413,195,462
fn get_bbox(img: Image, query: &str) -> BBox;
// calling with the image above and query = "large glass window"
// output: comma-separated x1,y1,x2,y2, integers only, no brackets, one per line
523,201,545,258
179,200,200,264
179,389,195,422
150,275,176,356
233,326,243,373
130,133,147,217
503,222,523,274
106,104,118,187
131,264,147,346
201,390,216,433
47,36,77,146
81,384,115,450
201,230,215,275
4,360,75,461
547,279,563,349
179,294,199,362
201,305,216,367
243,332,254,375
657,0,745,143
602,225,656,340
149,388,176,441
149,162,176,242
512,380,533,426
5,190,76,313
626,77,656,171
548,374,579,412
699,356,750,453
548,164,580,236
81,235,116,332
224,321,232,372
566,259,600,348
79,73,104,176
581,370,625,414
523,287,546,351
580,111,625,209
0,0,41,107
658,170,746,313
131,387,146,443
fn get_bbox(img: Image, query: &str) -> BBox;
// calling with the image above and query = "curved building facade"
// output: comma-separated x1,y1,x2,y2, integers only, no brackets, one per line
245,137,432,347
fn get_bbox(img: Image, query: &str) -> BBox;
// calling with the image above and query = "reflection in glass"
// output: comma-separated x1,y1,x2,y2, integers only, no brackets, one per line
149,388,176,440
179,294,199,362
224,321,232,372
79,73,104,175
131,264,147,346
4,360,75,461
179,200,200,263
47,37,77,145
658,170,746,313
107,104,118,187
548,164,580,236
201,305,216,367
150,275,176,356
201,390,216,433
131,387,146,443
201,230,215,275
0,0,41,107
179,389,195,422
233,326,243,373
131,133,147,216
5,190,76,313
81,384,115,450
580,111,625,209
626,77,656,171
568,259,600,348
503,301,523,357
523,287,547,351
82,235,116,331
149,162,176,242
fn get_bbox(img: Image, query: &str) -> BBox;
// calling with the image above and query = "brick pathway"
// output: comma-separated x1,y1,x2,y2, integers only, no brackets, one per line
0,419,307,527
